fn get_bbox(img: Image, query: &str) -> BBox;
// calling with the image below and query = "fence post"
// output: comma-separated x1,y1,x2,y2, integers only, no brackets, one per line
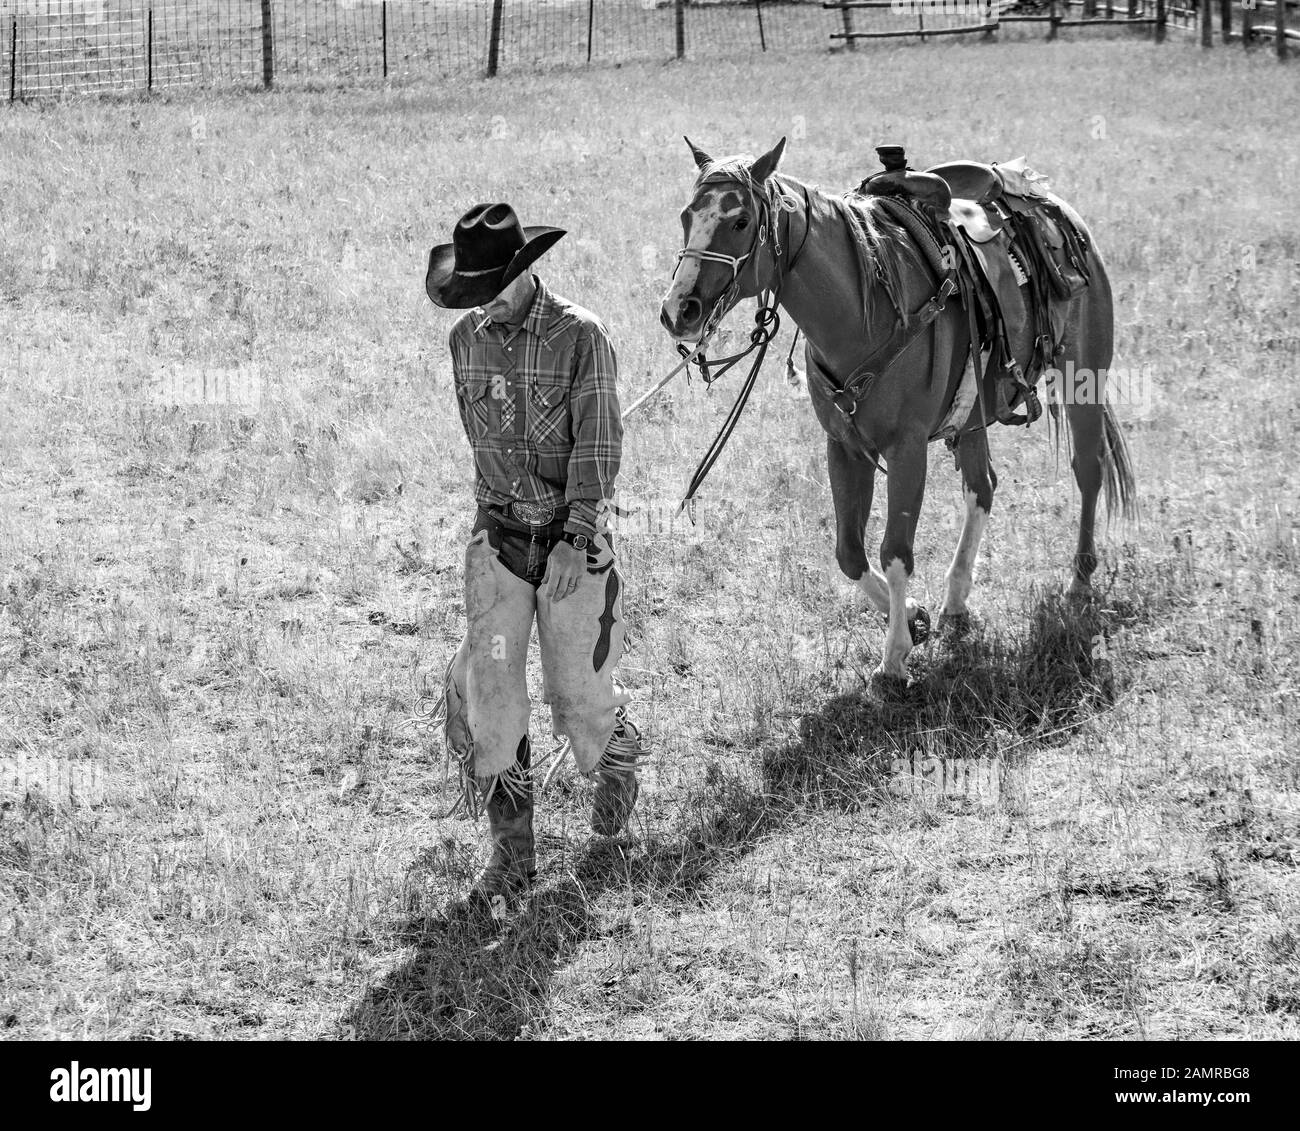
1220,0,1232,36
841,4,857,49
261,0,273,89
9,15,16,102
1278,0,1288,58
675,0,686,60
587,0,595,63
1083,0,1096,19
488,0,504,76
1128,0,1137,17
755,0,767,50
146,7,153,91
381,1,388,78
1241,1,1253,47
1200,0,1213,42
1156,0,1167,40
1048,0,1060,38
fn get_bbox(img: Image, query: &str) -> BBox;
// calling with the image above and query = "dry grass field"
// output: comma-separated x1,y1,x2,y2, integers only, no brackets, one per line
1,37,1298,1040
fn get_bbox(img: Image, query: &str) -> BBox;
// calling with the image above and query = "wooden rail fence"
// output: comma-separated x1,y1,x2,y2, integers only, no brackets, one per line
1,0,1290,103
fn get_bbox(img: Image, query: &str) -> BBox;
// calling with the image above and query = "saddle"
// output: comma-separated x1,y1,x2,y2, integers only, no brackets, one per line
857,146,1092,429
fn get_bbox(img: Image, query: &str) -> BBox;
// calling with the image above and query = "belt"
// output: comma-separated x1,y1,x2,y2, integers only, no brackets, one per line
485,502,569,538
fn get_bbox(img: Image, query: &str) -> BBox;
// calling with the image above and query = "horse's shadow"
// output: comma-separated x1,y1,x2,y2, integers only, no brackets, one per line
344,587,1135,1038
761,586,1138,809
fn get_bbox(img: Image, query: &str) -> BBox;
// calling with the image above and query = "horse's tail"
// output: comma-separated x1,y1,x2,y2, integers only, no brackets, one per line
1100,401,1138,524
1048,400,1138,525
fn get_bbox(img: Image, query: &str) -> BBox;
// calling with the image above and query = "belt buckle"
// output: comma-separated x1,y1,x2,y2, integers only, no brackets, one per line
511,500,555,526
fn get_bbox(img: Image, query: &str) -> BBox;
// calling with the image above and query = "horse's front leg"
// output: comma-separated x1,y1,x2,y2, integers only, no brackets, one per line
876,433,928,685
827,436,884,610
828,436,931,642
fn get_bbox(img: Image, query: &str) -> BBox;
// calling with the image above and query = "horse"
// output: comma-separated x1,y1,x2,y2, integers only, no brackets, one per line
659,136,1136,692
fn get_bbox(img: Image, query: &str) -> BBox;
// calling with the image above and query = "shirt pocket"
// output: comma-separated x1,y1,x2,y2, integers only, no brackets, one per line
459,377,494,442
528,373,571,449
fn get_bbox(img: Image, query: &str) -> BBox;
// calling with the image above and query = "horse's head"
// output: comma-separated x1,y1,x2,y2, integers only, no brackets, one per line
660,136,792,343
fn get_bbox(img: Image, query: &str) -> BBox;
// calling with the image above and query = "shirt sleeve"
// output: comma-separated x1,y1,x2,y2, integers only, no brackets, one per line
448,325,471,442
564,320,623,537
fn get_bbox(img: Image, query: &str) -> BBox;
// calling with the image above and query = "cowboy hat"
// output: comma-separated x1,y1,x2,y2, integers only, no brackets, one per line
425,202,566,309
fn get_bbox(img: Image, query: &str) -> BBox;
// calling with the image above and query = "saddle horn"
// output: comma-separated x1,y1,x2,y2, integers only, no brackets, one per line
859,144,952,215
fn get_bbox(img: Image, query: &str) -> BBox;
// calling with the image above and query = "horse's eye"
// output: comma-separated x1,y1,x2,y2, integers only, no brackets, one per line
733,216,749,231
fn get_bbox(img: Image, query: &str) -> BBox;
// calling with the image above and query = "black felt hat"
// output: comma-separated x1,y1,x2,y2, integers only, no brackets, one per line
425,202,566,309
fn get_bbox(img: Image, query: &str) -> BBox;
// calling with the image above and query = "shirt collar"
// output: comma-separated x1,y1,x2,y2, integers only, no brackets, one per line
473,276,566,344
521,276,556,338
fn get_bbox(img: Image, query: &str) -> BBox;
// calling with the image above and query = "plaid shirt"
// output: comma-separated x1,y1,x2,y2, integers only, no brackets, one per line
448,277,623,538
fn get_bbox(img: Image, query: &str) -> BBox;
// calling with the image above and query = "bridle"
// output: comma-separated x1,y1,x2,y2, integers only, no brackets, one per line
638,165,810,511
667,164,804,381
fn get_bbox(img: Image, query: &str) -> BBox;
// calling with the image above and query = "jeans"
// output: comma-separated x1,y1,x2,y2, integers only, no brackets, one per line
471,507,613,588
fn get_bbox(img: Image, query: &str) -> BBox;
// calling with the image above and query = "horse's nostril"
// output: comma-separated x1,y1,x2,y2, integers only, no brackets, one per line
661,295,703,336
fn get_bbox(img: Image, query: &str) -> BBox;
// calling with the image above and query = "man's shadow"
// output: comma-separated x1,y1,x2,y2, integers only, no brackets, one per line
344,587,1137,1038
342,778,773,1040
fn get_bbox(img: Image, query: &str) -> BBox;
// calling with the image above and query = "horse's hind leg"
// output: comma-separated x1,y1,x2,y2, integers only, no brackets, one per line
1064,400,1105,595
1064,261,1115,597
940,427,996,629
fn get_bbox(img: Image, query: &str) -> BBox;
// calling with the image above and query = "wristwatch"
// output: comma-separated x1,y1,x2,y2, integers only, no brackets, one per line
562,532,590,551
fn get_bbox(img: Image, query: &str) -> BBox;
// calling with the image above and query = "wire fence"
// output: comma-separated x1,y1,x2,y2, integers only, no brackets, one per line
0,0,1290,101
0,1,831,98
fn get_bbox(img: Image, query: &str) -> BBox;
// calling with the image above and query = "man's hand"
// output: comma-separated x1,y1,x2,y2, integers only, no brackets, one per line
543,539,586,602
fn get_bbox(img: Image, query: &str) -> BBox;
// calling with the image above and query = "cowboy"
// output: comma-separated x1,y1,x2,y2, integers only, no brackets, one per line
426,202,648,910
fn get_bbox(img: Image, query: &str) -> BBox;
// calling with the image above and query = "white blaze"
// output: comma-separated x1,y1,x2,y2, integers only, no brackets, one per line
662,186,744,342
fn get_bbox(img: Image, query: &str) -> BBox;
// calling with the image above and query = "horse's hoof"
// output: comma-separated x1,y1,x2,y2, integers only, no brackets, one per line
869,668,911,703
938,610,983,639
908,605,931,646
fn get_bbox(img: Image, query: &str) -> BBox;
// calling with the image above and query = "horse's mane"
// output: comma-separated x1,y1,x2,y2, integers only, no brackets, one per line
808,184,913,331
692,153,766,199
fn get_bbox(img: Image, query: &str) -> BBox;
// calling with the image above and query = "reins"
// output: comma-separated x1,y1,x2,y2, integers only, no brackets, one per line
676,176,813,509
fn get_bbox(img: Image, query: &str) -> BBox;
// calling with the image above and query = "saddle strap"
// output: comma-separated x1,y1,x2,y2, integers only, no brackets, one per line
949,226,1041,430
828,275,958,422
953,235,994,437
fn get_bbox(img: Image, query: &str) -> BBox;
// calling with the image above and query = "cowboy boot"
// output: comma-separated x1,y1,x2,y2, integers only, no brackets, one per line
591,712,649,837
469,738,536,909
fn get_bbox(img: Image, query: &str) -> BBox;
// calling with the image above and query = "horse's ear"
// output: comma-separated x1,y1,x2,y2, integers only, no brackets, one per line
750,137,787,184
684,136,712,169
